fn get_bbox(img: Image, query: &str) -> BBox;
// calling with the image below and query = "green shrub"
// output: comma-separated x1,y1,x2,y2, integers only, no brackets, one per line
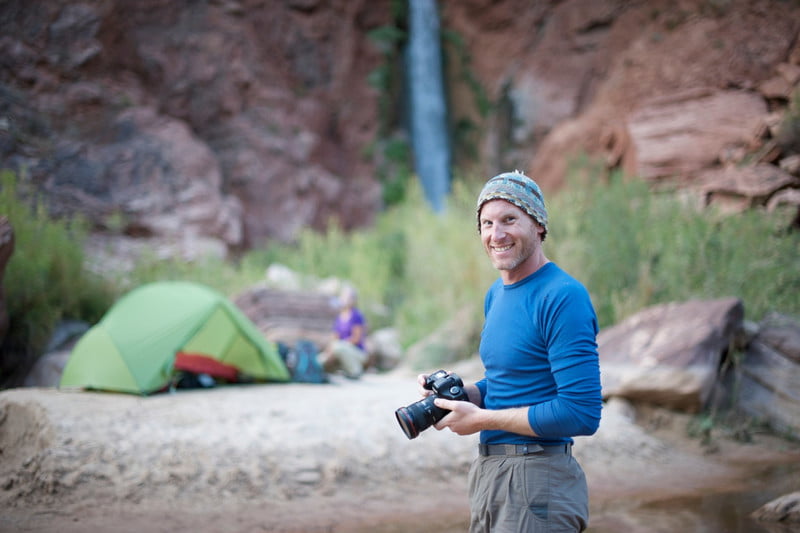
124,251,253,296
186,169,798,353
548,170,800,327
5,159,797,380
0,169,115,385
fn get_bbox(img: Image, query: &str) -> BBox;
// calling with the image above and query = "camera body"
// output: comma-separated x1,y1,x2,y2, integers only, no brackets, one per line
395,370,469,440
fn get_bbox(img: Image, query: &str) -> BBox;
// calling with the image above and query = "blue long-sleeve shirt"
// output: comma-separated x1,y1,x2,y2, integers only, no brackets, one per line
475,262,602,446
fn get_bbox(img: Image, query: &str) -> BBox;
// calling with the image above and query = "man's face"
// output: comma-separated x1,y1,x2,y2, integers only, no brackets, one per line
479,199,544,283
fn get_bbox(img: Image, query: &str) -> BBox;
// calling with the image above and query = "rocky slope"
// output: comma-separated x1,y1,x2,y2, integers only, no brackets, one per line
1,0,798,260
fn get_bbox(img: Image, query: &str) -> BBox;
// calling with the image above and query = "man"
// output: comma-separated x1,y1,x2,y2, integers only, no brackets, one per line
418,170,602,532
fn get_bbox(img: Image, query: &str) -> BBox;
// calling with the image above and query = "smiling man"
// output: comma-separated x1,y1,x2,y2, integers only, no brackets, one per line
418,170,603,532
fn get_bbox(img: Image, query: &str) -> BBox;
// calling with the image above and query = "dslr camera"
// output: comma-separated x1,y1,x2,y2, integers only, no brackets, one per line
395,370,469,440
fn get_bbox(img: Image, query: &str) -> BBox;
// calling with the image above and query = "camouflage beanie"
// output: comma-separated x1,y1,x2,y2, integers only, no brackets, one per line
476,170,548,239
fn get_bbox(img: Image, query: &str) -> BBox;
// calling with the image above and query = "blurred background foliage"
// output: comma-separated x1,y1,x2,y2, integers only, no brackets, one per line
1,158,798,377
0,170,115,382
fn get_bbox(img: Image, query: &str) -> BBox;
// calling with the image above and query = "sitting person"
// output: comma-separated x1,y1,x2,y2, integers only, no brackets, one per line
319,285,368,379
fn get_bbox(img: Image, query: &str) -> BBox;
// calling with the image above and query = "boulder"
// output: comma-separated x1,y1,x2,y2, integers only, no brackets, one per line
234,283,400,371
751,491,800,524
626,89,768,182
694,163,800,213
234,286,338,349
22,320,90,388
364,327,403,371
731,313,800,437
403,306,482,371
766,188,800,229
598,298,744,412
44,106,244,257
23,350,72,388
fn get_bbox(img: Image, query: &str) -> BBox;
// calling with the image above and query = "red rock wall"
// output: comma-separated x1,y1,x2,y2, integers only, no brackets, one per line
1,0,799,256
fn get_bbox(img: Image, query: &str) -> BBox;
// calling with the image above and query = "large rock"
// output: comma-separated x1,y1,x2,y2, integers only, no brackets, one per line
234,285,339,349
44,106,243,255
365,327,403,372
443,0,800,189
1,0,388,253
234,283,401,371
626,89,769,182
695,163,800,213
751,491,800,524
598,298,744,412
732,313,800,437
4,0,800,259
403,306,482,371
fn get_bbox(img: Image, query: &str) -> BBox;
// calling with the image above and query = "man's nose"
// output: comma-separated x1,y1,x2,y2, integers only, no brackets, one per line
490,225,506,240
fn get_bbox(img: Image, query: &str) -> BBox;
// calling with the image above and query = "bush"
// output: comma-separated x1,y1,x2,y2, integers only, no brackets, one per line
236,180,495,344
548,170,800,327
0,169,115,386
129,169,797,355
5,161,797,380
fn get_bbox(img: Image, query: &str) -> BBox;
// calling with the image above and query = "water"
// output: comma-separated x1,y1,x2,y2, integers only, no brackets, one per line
588,462,800,533
406,0,451,212
353,461,799,532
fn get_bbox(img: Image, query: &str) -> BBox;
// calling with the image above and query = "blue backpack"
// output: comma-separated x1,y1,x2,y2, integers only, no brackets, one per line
278,339,329,384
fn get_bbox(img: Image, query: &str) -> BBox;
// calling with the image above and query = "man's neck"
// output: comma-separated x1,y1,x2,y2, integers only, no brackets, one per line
501,254,550,285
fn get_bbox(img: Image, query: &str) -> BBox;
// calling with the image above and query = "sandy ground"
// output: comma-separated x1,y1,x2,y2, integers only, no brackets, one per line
1,369,799,533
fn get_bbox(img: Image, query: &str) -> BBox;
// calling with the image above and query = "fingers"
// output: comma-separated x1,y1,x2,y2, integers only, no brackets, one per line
432,398,480,436
433,398,456,411
417,373,433,397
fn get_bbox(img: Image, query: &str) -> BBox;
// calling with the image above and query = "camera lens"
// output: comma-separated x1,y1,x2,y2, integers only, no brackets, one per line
395,395,445,440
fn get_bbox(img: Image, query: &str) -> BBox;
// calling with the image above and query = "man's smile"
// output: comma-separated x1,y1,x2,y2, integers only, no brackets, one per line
492,243,514,253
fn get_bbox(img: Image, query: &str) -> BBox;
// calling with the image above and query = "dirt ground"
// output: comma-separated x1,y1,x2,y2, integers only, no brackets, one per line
1,370,799,533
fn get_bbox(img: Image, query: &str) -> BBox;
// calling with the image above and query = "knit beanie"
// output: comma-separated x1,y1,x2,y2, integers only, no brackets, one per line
476,170,548,238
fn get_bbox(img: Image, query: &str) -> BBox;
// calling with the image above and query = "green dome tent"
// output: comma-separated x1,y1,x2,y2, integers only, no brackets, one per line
60,281,290,395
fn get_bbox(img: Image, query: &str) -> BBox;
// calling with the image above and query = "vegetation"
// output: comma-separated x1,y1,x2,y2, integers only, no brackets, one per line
549,168,799,327
365,0,411,207
1,162,798,382
0,170,115,385
236,180,494,344
365,4,492,205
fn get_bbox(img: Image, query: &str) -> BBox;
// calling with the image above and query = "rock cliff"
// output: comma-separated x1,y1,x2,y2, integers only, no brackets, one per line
1,0,799,260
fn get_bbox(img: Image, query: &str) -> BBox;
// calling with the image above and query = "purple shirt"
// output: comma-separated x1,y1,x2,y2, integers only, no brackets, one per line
333,308,366,350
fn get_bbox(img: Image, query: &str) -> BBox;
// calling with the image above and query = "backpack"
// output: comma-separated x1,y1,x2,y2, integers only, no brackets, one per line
277,339,329,384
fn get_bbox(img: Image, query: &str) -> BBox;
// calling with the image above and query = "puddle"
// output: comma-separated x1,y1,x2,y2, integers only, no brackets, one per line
348,461,799,533
588,462,800,533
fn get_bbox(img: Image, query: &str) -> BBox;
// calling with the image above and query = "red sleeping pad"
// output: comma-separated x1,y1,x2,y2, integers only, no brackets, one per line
174,352,239,382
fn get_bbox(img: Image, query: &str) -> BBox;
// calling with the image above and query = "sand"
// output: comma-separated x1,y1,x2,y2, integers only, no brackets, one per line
1,371,798,532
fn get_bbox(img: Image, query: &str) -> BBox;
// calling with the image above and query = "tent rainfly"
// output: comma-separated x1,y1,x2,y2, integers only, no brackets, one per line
60,281,290,395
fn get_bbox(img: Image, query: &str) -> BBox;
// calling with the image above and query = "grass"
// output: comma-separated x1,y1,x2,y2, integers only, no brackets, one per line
1,163,798,381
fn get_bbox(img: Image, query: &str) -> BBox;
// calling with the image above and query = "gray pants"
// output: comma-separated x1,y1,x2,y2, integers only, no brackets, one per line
468,448,589,532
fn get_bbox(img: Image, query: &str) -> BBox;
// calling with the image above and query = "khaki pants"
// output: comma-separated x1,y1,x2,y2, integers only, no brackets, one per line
468,449,589,532
322,340,366,378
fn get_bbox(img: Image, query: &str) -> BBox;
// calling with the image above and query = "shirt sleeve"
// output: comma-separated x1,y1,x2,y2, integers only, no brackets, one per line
527,283,603,437
474,378,487,408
